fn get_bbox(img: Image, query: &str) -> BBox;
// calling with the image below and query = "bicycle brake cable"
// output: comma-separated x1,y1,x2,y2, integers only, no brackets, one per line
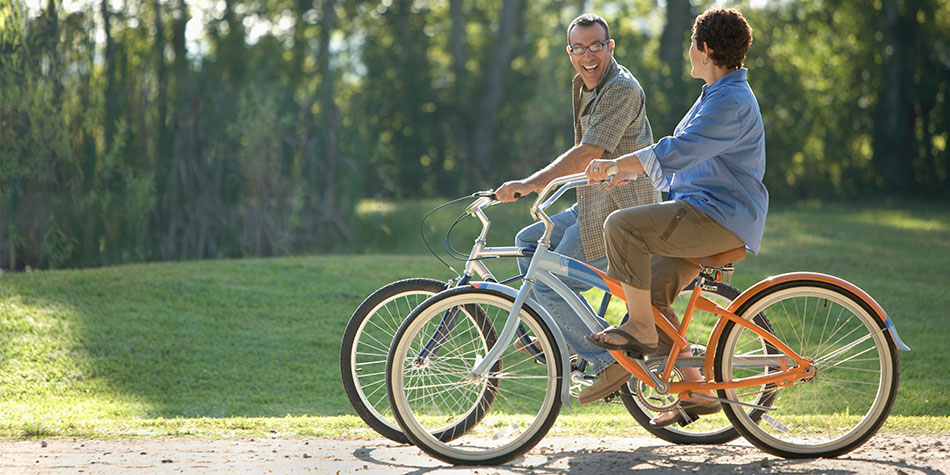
421,194,479,278
444,210,475,261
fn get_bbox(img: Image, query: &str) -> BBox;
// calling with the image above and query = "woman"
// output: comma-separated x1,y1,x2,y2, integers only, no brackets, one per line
579,7,768,428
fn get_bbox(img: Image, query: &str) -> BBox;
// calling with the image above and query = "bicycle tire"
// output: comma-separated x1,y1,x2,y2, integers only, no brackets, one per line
714,280,899,458
340,278,449,443
387,286,564,465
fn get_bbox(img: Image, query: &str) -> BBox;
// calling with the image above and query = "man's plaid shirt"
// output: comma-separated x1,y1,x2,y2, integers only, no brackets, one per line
573,58,661,261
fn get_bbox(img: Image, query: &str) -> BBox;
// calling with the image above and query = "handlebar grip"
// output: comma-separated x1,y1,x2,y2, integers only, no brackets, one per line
488,192,520,201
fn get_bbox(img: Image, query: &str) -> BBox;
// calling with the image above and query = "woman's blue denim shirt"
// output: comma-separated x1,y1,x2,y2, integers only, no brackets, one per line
637,68,769,254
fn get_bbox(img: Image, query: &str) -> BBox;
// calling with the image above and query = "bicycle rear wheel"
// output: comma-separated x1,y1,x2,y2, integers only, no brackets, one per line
714,281,899,458
387,286,563,465
340,278,448,443
620,279,746,445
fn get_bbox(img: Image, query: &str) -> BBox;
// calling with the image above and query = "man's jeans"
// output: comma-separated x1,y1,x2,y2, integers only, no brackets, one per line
515,204,616,374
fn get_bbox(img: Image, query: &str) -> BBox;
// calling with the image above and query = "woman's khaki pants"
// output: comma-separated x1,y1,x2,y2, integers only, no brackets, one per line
603,200,745,347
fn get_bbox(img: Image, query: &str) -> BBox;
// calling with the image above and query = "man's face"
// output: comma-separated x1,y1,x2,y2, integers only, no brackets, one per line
567,23,613,89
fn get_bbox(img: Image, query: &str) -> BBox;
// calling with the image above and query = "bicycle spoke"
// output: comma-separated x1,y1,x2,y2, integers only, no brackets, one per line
388,288,562,464
717,283,897,459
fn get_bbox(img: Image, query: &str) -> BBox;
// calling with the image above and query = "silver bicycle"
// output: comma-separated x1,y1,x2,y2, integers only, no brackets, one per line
342,190,742,445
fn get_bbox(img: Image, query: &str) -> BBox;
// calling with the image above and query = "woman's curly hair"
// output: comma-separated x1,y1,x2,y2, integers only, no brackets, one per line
692,8,753,70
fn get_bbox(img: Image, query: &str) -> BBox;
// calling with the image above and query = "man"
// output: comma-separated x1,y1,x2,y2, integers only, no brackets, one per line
493,13,660,404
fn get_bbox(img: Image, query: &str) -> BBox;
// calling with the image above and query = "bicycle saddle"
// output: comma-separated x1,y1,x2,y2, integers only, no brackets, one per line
686,246,746,268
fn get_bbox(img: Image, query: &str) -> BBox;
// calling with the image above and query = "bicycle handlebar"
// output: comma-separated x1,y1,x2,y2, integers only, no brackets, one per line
465,167,617,248
526,168,619,247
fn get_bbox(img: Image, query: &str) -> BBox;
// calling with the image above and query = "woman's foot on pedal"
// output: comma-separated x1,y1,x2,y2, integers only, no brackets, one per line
586,327,658,356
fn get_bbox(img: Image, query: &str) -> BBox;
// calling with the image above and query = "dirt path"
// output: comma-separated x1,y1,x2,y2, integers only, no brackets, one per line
1,434,947,474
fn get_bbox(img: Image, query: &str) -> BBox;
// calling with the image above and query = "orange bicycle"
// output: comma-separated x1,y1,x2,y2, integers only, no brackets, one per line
385,173,909,465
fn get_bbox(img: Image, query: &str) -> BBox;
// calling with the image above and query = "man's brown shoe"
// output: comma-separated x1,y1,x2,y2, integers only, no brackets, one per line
578,363,631,405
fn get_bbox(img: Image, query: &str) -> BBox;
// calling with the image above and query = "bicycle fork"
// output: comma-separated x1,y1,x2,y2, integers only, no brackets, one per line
467,279,538,381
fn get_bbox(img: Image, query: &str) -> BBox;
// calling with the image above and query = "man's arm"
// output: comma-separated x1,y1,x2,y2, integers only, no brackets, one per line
494,143,605,202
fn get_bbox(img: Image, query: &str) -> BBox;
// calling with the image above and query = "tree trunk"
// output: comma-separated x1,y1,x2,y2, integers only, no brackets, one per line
162,0,189,260
468,0,521,186
149,0,170,256
659,0,692,132
101,0,117,151
152,0,169,162
872,0,916,194
449,0,472,189
221,0,245,82
315,0,351,247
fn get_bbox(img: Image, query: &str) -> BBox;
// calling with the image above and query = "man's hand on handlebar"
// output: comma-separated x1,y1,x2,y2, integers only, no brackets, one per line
494,180,533,202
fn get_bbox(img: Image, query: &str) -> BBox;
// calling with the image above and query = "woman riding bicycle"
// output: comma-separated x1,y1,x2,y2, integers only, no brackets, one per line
580,7,768,428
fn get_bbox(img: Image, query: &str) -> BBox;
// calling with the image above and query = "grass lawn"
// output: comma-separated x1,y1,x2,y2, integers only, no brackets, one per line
1,199,948,439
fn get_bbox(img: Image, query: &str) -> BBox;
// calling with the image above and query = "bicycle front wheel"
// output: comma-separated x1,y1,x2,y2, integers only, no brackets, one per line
714,281,899,458
387,286,564,465
340,278,449,443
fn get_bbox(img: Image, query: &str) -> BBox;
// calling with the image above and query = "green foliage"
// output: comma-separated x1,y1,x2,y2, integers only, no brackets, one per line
1,0,948,270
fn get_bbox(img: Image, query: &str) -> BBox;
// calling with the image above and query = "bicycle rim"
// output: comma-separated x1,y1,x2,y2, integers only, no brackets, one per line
387,288,562,465
715,282,898,458
340,278,447,442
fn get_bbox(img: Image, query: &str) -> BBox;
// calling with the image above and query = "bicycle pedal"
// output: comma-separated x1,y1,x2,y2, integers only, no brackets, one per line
678,413,698,427
602,391,621,404
623,350,646,360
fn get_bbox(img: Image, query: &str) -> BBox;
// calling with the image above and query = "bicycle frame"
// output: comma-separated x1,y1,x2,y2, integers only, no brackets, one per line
452,194,524,284
419,193,616,372
467,226,816,406
465,173,629,406
466,172,908,409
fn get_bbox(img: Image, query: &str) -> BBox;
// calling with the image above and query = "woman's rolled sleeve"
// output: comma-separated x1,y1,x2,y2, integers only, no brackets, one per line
635,147,670,192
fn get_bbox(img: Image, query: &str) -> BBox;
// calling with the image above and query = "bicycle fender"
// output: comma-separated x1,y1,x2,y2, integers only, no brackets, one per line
469,281,575,408
725,272,910,352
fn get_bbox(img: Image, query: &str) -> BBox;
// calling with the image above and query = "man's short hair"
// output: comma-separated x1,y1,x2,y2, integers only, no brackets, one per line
567,13,609,43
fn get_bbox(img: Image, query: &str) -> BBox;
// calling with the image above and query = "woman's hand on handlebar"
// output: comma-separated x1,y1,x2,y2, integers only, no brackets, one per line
585,157,644,190
493,180,533,202
585,159,623,188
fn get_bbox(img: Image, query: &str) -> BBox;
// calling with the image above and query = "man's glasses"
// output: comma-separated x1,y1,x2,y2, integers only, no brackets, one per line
568,39,610,55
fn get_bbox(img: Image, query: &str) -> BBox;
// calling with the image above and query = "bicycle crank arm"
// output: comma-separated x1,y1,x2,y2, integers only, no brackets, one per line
612,350,670,394
570,370,593,387
632,357,670,394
